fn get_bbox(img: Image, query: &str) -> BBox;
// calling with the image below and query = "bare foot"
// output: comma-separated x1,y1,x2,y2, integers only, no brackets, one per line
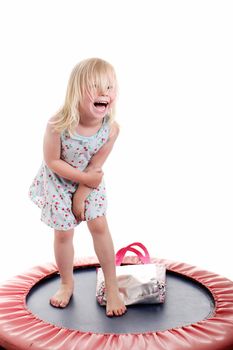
106,291,127,317
50,282,74,308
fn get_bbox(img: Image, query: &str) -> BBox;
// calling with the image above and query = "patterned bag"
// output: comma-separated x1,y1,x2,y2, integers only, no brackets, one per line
96,242,166,306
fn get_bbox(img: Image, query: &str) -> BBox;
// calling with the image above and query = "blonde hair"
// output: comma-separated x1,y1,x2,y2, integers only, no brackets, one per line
50,58,118,136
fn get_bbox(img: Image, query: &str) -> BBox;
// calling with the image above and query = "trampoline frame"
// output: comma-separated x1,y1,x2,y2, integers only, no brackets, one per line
0,256,233,350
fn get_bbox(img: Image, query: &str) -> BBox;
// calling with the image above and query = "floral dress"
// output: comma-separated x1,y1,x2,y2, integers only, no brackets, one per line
28,116,110,231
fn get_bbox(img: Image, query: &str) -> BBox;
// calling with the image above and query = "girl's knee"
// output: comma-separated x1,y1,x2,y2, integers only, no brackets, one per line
87,216,108,235
54,229,74,243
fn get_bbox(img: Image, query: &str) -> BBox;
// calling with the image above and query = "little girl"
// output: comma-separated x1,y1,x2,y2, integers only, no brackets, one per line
29,57,127,317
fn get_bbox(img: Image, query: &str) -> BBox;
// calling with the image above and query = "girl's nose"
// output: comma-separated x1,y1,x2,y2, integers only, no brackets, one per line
99,87,108,94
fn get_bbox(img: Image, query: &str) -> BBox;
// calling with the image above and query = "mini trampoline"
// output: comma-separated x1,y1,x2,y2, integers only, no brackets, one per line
0,256,233,350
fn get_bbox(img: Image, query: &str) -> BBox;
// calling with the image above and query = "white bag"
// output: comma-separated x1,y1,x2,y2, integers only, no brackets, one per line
96,242,166,306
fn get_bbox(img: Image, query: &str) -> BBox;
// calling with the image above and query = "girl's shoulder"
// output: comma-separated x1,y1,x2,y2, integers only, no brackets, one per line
44,115,60,136
47,114,69,138
49,114,63,125
46,115,60,131
108,120,120,138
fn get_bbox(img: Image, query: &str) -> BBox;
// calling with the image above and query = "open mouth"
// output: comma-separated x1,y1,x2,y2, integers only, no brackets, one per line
93,101,109,112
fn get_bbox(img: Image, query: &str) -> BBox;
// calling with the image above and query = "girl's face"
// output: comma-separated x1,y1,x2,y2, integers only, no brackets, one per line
78,79,116,122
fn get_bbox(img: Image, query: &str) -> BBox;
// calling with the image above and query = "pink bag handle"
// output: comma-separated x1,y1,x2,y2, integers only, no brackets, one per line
115,242,151,266
116,247,145,264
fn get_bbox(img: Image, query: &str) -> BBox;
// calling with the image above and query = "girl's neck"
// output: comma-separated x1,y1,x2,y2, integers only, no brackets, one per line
75,115,105,137
79,115,104,129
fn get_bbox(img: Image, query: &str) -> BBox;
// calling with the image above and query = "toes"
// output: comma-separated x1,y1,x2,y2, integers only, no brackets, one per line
59,299,69,308
50,298,60,308
51,296,71,308
106,310,114,317
116,309,122,316
116,306,127,316
50,295,67,308
50,285,73,308
107,307,127,317
119,307,127,316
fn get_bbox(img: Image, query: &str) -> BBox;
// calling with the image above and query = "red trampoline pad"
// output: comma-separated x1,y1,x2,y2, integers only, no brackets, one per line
0,256,233,350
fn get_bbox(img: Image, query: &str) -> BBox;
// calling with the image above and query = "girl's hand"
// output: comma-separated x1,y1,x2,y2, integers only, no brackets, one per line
83,167,103,188
72,194,85,221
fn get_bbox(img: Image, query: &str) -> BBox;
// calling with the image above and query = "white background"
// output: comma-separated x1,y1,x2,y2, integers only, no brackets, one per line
0,1,232,283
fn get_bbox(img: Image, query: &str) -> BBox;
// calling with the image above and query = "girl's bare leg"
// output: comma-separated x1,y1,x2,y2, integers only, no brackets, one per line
50,228,74,308
87,216,127,317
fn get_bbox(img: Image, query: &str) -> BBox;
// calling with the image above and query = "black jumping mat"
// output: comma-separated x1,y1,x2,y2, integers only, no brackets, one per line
26,266,215,334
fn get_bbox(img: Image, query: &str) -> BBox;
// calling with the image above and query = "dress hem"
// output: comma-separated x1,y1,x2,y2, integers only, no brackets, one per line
39,213,107,231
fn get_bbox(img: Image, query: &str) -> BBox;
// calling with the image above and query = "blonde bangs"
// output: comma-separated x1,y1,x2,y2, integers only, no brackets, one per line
50,58,117,136
83,59,117,98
